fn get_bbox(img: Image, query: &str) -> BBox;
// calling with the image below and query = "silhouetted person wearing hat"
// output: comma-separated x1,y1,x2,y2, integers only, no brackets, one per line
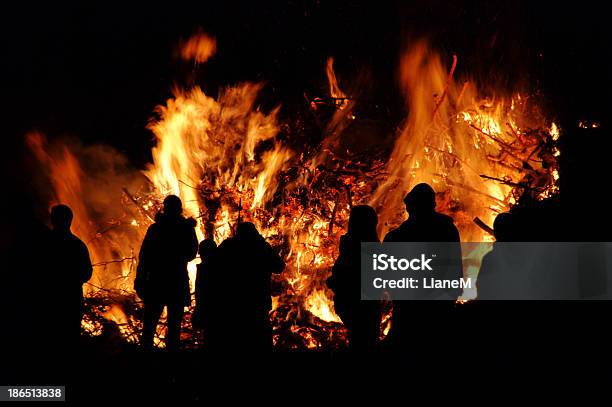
136,195,198,351
213,222,284,352
383,183,462,352
328,205,381,351
48,204,93,341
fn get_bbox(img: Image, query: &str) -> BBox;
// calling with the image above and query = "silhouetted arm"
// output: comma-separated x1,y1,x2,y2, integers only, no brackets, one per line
328,235,349,291
327,255,342,293
475,252,493,300
382,230,396,243
184,219,198,262
449,223,460,243
264,242,284,274
271,251,285,274
138,225,155,265
135,225,155,296
79,241,93,284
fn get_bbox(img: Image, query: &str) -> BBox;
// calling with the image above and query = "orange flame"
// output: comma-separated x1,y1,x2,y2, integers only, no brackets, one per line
369,41,558,295
179,32,217,63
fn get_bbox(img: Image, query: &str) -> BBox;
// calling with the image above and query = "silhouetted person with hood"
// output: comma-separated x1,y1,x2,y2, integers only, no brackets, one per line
136,195,198,351
328,205,381,351
48,204,93,341
193,239,218,331
384,183,461,244
383,183,462,351
213,222,284,352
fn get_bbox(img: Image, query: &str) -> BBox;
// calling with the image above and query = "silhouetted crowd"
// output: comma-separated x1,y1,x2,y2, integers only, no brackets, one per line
37,183,550,354
135,195,284,352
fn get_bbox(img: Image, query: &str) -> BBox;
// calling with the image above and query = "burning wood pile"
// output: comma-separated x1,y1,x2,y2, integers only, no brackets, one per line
27,34,559,350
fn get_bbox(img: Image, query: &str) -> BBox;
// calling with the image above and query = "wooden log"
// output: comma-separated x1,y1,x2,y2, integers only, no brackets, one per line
473,217,495,236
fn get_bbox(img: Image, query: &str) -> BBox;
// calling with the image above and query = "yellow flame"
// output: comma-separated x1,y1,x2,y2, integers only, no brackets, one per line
326,57,349,110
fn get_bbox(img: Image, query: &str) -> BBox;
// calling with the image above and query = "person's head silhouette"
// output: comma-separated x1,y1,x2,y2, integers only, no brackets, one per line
492,212,514,242
50,204,73,233
163,195,183,217
403,183,436,216
235,222,260,241
198,238,217,258
348,205,378,241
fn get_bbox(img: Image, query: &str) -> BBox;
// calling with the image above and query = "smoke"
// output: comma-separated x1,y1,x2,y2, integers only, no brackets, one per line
26,131,150,293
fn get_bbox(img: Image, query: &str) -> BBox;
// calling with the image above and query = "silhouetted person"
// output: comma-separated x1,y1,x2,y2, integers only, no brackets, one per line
136,195,198,351
476,213,526,300
193,239,217,331
473,212,525,368
328,205,381,351
212,222,284,352
383,183,462,352
48,204,93,341
384,183,461,244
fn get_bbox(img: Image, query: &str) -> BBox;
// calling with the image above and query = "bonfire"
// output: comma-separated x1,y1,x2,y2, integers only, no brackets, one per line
27,33,559,349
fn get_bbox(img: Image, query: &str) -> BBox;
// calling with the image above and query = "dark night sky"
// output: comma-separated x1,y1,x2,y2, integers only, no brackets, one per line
2,0,611,199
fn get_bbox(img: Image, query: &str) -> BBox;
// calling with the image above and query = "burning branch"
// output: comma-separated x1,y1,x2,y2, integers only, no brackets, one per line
442,176,507,205
473,217,494,236
345,184,353,208
433,54,458,117
92,256,136,267
479,174,541,191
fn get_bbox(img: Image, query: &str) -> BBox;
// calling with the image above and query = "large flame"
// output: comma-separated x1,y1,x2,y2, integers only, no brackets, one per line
370,42,558,294
143,83,292,286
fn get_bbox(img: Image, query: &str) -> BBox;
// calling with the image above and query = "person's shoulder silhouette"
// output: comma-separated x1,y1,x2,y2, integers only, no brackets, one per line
383,183,460,243
49,204,92,286
235,222,284,274
47,204,93,344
